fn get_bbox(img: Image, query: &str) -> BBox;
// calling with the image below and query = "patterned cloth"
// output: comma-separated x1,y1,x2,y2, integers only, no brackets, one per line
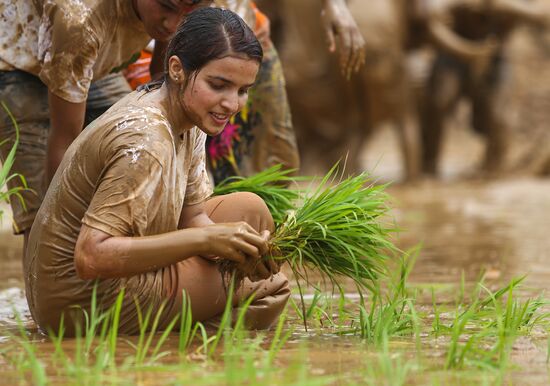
0,0,150,102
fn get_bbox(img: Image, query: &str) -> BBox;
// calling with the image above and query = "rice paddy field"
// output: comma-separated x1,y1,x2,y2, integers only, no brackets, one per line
1,142,550,385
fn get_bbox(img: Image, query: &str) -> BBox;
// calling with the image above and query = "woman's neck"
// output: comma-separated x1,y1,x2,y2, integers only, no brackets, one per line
154,83,194,136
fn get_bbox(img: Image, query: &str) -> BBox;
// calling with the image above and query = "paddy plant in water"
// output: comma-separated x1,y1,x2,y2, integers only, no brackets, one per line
213,164,302,225
0,102,29,222
4,270,550,384
270,164,398,296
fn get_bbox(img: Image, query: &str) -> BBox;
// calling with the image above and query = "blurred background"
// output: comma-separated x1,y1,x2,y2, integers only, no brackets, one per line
257,0,550,182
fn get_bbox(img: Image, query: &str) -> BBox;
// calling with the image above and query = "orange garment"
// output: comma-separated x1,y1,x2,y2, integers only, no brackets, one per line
250,2,269,32
123,50,153,90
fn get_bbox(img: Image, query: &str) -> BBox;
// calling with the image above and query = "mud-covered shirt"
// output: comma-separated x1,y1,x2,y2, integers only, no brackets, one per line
0,0,150,103
24,90,212,332
214,0,256,28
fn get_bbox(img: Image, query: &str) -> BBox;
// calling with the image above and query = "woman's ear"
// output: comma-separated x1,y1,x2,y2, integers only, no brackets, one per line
168,55,185,84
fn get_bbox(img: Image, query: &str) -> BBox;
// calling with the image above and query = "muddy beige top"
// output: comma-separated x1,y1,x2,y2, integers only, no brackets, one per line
214,0,256,28
0,0,150,103
24,90,212,332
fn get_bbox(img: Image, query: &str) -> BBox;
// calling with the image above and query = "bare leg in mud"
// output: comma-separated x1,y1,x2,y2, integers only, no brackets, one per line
420,55,463,176
168,193,291,330
468,57,510,175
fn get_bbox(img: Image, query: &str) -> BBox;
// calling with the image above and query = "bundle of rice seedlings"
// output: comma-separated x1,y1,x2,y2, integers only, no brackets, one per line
213,164,302,225
217,164,398,298
269,165,398,294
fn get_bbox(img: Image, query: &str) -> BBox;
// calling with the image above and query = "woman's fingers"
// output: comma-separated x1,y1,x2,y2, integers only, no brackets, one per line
233,239,260,259
241,229,270,256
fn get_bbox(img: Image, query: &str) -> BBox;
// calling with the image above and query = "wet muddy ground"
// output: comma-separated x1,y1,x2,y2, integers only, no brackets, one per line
1,125,549,384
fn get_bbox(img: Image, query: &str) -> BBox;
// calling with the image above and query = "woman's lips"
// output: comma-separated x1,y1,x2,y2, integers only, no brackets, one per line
210,112,230,125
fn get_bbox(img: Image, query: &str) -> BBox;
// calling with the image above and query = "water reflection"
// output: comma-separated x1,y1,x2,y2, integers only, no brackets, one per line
0,177,549,383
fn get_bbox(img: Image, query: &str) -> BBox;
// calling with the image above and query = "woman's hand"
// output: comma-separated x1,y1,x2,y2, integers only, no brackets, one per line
321,0,366,78
200,222,279,281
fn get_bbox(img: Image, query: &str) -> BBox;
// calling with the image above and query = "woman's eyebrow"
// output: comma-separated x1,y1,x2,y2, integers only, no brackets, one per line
208,75,233,84
208,76,255,88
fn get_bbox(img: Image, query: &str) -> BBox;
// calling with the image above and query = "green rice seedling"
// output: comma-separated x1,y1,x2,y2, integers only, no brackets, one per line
9,313,48,386
0,102,30,220
270,164,398,296
178,290,197,353
264,308,293,366
133,300,179,365
213,164,303,225
207,277,237,358
443,276,550,370
432,287,442,339
362,330,414,386
288,290,338,330
354,253,419,344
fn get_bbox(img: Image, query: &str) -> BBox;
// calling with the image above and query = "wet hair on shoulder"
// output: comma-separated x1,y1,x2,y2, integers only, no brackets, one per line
139,7,263,92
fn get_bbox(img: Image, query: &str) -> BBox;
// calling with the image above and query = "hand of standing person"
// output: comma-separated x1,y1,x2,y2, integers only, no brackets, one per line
321,0,366,78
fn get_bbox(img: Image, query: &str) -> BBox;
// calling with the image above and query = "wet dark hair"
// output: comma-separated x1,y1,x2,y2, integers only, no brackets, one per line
141,7,263,91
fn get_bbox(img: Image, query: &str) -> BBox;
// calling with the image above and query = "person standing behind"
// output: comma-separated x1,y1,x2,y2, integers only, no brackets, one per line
205,0,366,183
0,0,212,249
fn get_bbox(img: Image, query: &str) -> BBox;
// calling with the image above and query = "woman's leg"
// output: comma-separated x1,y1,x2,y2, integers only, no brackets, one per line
168,192,290,330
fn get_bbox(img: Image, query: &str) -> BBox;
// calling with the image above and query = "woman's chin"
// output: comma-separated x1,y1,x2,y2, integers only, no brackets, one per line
200,124,225,137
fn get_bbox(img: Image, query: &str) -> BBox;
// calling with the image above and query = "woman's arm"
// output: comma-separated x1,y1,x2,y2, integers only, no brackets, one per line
74,205,272,280
178,200,214,229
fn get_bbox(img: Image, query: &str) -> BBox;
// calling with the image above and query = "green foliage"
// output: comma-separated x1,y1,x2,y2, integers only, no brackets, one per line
271,164,398,295
0,102,29,220
213,164,302,225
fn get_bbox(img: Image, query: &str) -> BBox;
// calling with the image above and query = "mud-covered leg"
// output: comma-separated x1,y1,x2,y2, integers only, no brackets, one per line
170,192,290,329
420,55,463,176
472,57,509,175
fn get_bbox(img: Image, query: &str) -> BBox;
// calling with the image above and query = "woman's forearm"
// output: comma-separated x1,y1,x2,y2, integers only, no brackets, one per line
75,225,209,280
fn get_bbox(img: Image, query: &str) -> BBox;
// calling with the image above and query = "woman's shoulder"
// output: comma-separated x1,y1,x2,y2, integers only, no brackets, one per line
89,93,177,159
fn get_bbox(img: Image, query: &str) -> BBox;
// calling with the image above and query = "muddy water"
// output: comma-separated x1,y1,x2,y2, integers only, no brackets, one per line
277,176,550,384
1,173,549,383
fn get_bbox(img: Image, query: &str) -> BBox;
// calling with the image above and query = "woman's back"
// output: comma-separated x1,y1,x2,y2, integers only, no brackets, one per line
24,90,212,333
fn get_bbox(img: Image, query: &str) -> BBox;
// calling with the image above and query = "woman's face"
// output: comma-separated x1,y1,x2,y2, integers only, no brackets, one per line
134,0,213,41
179,56,260,136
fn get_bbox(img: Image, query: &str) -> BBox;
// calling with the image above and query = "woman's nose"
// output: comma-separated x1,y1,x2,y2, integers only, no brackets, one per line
221,94,240,113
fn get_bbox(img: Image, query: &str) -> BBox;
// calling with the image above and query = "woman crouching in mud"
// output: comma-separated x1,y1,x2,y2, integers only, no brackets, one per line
24,8,290,336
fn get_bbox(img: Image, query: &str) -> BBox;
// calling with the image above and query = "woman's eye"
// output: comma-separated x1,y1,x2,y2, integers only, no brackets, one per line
209,82,225,91
238,88,249,96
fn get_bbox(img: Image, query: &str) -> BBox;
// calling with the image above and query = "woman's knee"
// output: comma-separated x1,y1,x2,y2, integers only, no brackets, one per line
210,192,275,232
